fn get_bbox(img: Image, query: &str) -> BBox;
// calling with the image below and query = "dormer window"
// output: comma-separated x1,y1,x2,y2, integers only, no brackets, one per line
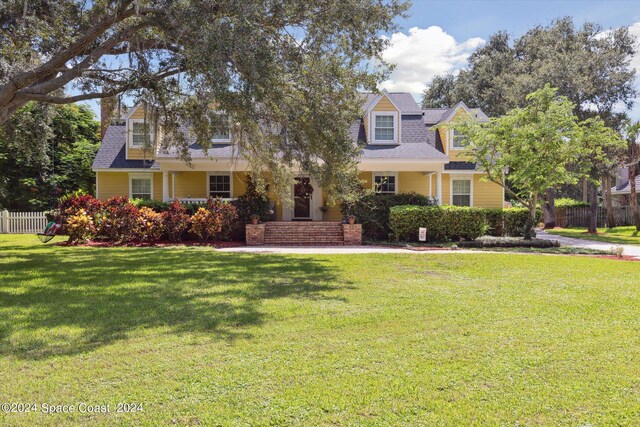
372,112,398,144
129,119,153,148
211,112,231,143
451,129,469,150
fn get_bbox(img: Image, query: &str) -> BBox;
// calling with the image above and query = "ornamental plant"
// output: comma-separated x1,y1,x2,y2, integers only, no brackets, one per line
66,209,95,244
162,200,190,242
190,207,222,242
137,207,165,242
56,190,102,234
206,197,239,240
94,196,140,242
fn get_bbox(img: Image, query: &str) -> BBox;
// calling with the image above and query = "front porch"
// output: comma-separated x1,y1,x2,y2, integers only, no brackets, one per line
158,167,447,222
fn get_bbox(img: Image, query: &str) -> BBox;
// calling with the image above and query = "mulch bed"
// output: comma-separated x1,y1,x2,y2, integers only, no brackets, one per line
56,240,245,248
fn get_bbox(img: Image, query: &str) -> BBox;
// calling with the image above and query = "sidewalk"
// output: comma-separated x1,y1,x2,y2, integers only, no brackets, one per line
537,230,640,259
217,246,479,255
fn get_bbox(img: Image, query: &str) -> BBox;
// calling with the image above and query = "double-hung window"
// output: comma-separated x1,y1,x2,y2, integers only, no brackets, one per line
211,113,231,143
451,129,468,150
373,113,396,143
130,120,153,147
373,173,397,194
209,174,231,198
130,174,153,200
451,179,472,206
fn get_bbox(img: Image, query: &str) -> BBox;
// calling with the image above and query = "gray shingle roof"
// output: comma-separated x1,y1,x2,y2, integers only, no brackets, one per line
444,161,477,171
422,108,449,124
92,126,158,170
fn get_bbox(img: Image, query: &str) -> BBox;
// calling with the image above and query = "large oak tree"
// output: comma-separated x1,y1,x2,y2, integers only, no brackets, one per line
0,0,408,200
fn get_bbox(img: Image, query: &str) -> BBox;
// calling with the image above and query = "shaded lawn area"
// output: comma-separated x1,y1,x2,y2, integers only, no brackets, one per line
546,226,640,245
1,235,639,426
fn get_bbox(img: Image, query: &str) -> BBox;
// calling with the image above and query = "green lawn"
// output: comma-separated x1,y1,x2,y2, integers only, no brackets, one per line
546,226,640,245
1,235,639,426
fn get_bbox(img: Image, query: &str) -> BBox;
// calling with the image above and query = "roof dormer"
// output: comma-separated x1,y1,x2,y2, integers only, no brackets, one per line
364,89,402,145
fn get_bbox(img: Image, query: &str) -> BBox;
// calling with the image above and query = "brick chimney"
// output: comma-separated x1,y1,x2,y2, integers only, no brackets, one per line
100,96,116,139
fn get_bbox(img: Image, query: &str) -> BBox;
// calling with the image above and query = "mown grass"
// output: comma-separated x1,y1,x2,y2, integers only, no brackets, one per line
1,235,639,426
546,226,640,245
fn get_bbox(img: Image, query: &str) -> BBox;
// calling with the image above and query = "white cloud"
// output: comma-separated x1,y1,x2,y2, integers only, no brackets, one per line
378,26,484,99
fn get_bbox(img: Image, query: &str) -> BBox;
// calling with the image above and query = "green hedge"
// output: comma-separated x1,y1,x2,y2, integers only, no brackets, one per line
389,205,488,242
341,192,435,240
503,208,542,237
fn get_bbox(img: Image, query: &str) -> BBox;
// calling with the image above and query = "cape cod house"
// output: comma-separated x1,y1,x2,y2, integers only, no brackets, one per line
92,90,504,224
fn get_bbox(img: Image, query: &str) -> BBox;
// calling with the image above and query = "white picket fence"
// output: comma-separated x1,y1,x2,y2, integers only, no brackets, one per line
0,210,48,234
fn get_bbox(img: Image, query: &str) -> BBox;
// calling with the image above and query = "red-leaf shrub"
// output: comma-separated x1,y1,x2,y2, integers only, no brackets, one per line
95,196,140,242
56,191,102,234
206,197,239,240
66,210,96,243
162,200,190,242
190,207,222,241
137,207,165,242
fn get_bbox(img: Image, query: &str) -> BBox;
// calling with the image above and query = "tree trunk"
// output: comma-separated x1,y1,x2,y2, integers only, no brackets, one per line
542,188,556,228
603,176,616,228
524,193,538,240
582,179,588,203
630,165,640,231
588,182,598,234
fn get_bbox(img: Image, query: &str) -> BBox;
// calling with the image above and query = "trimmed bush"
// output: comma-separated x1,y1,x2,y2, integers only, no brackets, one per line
341,192,435,240
66,210,95,243
132,199,170,212
190,207,222,242
555,198,589,208
503,208,542,238
56,191,102,234
458,237,560,248
483,208,505,237
389,205,488,242
94,196,140,242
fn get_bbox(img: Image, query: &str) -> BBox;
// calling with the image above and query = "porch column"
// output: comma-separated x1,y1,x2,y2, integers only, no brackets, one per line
436,172,442,205
162,171,170,202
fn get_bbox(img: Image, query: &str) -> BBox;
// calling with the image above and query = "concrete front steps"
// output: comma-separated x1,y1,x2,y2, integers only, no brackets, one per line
246,222,362,246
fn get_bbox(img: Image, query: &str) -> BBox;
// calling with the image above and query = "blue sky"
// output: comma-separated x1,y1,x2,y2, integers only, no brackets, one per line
380,0,640,119
80,0,640,119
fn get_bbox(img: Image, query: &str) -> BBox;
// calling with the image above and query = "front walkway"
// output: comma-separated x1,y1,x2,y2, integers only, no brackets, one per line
537,230,640,259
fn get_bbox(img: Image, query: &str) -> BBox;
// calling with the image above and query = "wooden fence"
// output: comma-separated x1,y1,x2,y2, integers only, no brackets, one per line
0,210,48,234
556,206,638,228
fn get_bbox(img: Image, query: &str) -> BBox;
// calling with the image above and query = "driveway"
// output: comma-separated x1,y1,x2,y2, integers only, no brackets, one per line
537,230,640,259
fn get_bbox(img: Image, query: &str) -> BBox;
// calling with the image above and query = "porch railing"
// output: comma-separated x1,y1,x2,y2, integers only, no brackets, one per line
177,198,236,205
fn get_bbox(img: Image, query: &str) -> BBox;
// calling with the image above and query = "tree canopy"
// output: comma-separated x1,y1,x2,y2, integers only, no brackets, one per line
422,18,637,129
0,0,408,200
447,85,626,238
0,103,100,210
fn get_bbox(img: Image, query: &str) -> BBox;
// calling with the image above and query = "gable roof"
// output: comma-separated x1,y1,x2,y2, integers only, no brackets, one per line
92,125,158,170
612,175,640,194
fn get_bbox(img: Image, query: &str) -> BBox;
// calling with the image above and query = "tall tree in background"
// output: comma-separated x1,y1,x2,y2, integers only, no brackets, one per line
623,121,640,230
0,103,99,210
447,86,584,239
422,17,637,227
0,0,408,202
577,119,626,233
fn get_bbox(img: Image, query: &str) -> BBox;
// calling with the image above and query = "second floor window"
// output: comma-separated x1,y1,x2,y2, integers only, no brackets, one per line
211,113,231,142
451,129,468,150
130,121,152,147
374,115,395,142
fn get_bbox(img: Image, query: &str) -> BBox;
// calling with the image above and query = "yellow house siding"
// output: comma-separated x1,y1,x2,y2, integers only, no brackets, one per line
96,172,129,200
125,104,156,161
441,173,451,205
232,172,247,197
359,171,372,189
173,171,207,199
96,171,162,200
473,175,503,208
129,105,145,119
397,172,429,195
